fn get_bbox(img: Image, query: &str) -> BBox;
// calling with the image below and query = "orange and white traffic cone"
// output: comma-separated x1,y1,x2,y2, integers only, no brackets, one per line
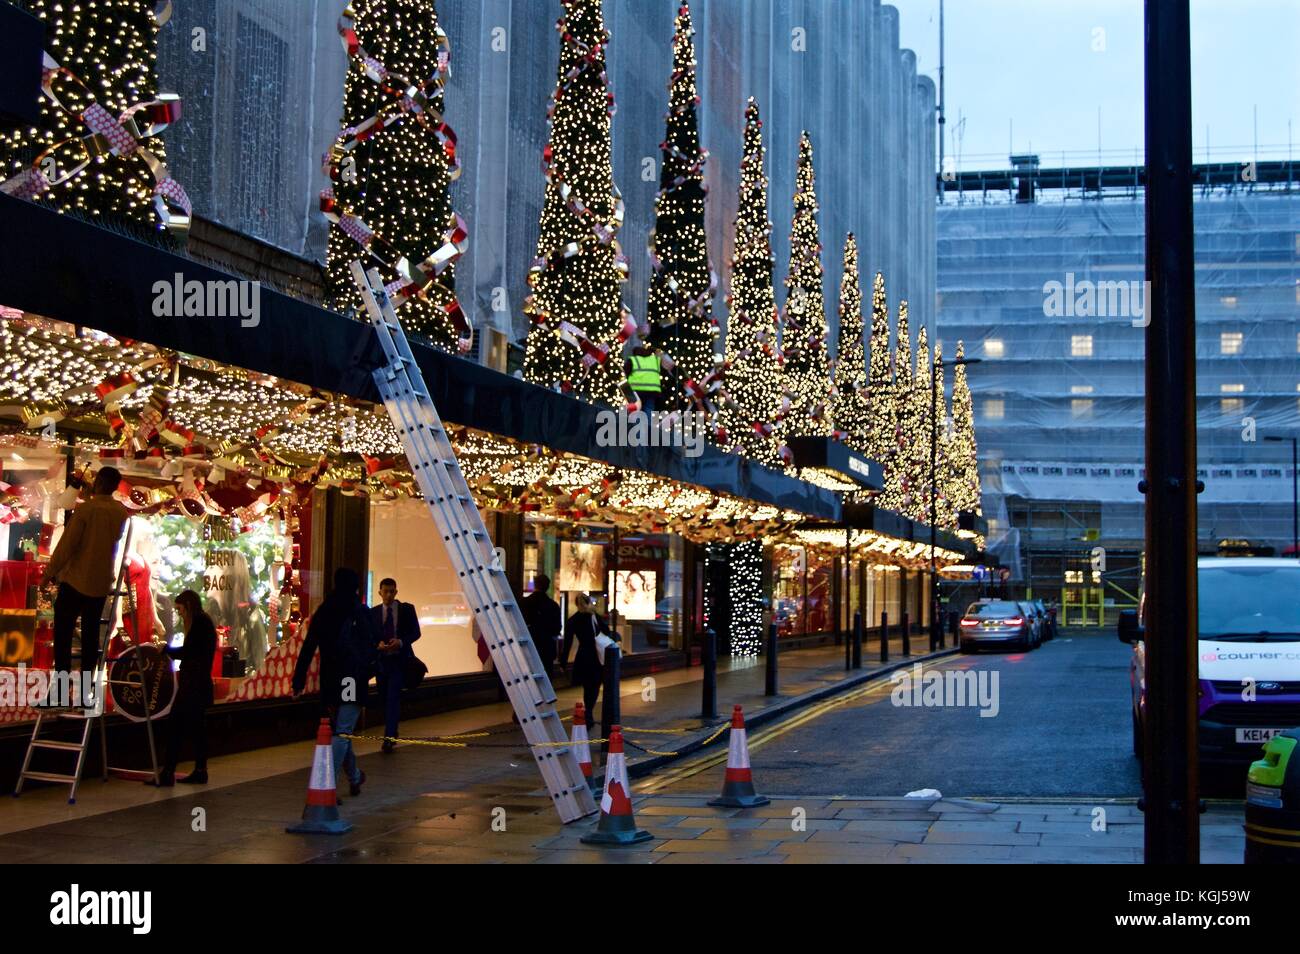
709,705,770,808
286,718,354,835
580,725,653,846
571,701,592,783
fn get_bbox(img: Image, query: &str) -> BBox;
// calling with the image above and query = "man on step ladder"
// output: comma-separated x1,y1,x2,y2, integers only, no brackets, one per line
42,465,129,709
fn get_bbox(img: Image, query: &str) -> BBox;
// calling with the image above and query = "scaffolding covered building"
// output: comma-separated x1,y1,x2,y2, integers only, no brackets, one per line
935,160,1299,623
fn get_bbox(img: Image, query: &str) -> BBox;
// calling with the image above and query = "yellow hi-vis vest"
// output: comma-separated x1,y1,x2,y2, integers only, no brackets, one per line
628,353,662,393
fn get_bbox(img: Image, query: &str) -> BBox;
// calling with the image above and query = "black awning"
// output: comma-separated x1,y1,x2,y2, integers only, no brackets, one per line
0,195,840,521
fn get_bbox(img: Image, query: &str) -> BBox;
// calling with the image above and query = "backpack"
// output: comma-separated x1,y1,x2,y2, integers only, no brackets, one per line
335,606,378,682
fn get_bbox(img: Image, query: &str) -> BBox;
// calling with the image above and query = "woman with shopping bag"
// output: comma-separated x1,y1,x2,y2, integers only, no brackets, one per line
559,593,617,729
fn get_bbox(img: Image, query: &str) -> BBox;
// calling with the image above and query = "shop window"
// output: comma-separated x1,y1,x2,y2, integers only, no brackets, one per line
369,498,481,678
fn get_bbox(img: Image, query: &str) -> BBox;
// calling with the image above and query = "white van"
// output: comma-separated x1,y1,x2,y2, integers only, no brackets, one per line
1121,557,1300,766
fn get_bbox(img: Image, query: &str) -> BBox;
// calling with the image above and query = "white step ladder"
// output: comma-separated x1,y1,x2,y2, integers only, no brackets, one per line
350,263,597,824
14,521,161,803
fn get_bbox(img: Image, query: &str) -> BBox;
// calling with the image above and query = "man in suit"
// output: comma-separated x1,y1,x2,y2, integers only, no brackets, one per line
371,577,421,754
519,574,562,677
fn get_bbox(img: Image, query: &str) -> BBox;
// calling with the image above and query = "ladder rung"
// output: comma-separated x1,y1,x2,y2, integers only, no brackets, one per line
20,770,78,784
31,740,84,751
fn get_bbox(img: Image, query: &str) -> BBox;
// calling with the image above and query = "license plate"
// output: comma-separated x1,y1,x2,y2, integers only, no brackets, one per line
1236,727,1285,744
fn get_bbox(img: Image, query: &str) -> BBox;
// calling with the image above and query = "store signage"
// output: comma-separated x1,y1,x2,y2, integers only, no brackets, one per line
786,436,883,492
108,644,176,722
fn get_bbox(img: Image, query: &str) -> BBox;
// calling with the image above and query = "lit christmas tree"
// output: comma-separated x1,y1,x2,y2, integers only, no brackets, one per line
0,0,186,239
323,0,465,352
948,340,982,517
882,298,914,513
911,326,933,523
865,272,894,467
718,98,785,465
522,0,632,407
932,340,958,530
781,132,831,438
647,2,716,413
832,233,869,450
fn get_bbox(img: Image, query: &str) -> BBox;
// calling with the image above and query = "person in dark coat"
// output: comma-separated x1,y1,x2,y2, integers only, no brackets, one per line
148,589,217,787
371,577,422,753
519,574,562,677
559,593,614,729
292,568,378,797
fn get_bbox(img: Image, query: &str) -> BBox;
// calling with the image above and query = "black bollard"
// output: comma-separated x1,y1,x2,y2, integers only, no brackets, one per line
901,611,911,657
852,610,863,669
765,621,778,696
701,627,717,720
600,642,622,756
880,611,889,663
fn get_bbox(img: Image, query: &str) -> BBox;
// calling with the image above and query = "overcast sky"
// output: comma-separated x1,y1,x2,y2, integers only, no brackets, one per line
893,0,1300,171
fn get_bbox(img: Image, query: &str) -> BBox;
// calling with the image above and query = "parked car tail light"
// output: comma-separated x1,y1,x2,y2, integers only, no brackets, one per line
1004,617,1024,626
960,618,980,628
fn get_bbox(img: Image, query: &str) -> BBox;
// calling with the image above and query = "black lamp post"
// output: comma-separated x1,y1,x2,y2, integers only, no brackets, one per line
930,353,981,645
1264,436,1299,558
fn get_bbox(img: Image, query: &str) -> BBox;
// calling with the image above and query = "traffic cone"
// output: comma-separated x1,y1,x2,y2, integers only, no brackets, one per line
580,726,653,846
709,705,770,808
286,718,353,835
571,702,592,782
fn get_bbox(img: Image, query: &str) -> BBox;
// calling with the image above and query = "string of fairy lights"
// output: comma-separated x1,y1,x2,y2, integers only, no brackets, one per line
521,0,634,407
716,98,787,466
646,2,719,415
781,131,832,439
833,233,869,447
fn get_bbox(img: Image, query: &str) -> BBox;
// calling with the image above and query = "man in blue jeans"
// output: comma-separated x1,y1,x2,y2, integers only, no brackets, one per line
292,568,378,798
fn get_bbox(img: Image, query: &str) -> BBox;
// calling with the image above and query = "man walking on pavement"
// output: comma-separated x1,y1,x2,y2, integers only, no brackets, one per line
293,567,379,797
520,574,562,677
371,577,421,753
43,466,129,708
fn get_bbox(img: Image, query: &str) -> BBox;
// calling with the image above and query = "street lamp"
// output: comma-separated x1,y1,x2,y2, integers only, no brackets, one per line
930,352,981,648
1263,435,1298,558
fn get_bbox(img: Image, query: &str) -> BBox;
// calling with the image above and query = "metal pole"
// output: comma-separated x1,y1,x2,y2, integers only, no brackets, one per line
600,644,621,757
701,627,717,720
1142,0,1199,864
937,0,945,202
880,610,889,663
765,621,778,696
852,610,863,670
901,610,911,657
1284,437,1299,556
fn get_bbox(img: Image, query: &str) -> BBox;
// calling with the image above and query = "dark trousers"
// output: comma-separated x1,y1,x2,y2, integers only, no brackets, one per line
165,686,209,774
634,392,659,415
53,583,106,679
377,657,403,739
582,678,601,729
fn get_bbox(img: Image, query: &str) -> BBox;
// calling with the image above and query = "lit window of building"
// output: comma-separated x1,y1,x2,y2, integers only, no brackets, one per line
1070,334,1093,357
984,398,1005,420
1220,331,1243,355
984,338,1004,359
1071,398,1094,418
1220,383,1244,393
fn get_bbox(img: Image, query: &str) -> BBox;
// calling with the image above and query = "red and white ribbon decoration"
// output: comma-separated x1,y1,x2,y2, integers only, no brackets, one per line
0,51,191,233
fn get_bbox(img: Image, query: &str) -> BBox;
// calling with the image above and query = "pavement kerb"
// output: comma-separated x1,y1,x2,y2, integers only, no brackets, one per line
589,645,960,790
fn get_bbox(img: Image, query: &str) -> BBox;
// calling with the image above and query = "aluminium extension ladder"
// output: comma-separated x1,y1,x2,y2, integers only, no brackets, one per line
350,262,597,824
15,521,161,803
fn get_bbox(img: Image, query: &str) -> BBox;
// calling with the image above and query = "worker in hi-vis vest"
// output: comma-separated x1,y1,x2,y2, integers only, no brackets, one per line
625,342,663,415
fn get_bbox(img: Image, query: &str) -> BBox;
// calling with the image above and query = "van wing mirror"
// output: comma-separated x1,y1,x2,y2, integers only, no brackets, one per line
1117,608,1142,644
